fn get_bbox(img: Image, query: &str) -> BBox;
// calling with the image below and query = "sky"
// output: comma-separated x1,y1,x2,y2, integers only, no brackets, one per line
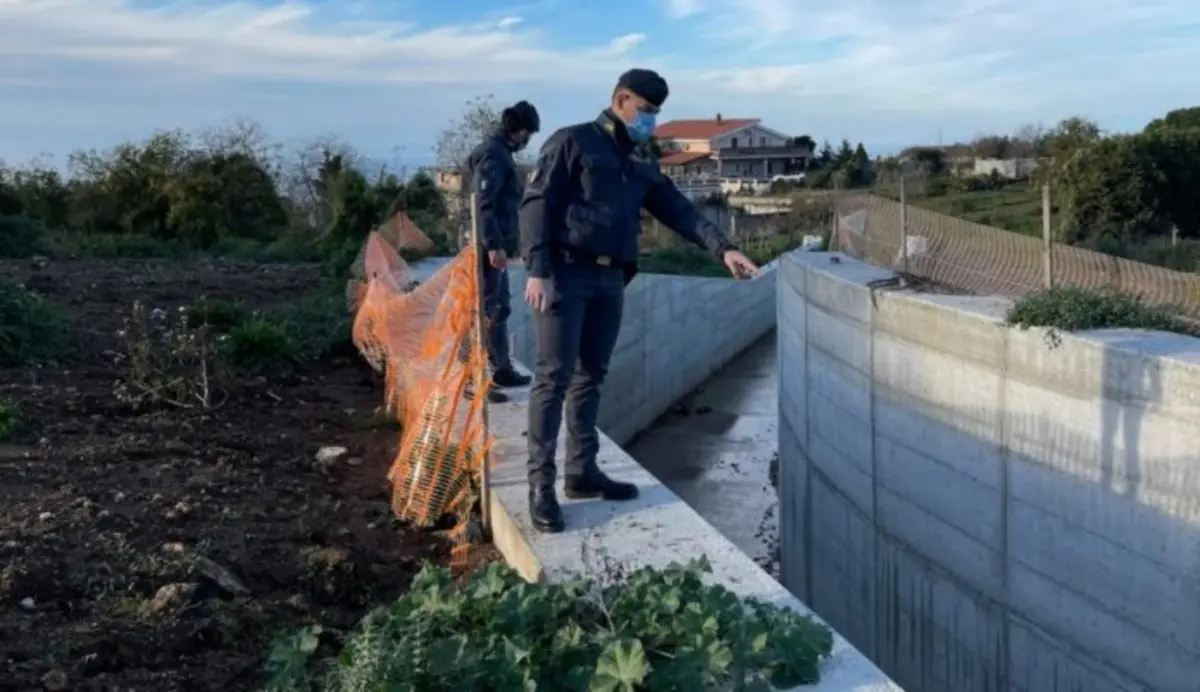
1,0,1198,171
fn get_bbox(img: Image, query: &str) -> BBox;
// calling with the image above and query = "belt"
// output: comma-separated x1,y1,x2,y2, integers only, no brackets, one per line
556,247,619,268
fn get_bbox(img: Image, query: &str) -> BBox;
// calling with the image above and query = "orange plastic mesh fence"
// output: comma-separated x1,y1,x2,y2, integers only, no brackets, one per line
349,226,492,567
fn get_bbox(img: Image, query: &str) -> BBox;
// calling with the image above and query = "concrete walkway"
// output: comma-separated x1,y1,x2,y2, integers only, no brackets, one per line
625,332,780,575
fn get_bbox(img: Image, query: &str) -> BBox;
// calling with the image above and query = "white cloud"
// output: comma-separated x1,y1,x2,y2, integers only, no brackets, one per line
670,0,1200,139
607,34,647,54
662,0,703,19
0,0,642,86
0,0,1196,160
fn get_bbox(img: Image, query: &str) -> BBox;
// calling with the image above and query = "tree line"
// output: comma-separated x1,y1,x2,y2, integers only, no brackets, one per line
1054,107,1200,255
0,119,455,267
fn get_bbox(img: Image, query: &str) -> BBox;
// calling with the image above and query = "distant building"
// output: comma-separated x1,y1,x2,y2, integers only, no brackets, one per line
972,157,1041,179
655,115,810,179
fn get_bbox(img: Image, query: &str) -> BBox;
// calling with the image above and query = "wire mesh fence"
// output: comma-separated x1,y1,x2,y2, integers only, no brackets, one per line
831,189,1200,319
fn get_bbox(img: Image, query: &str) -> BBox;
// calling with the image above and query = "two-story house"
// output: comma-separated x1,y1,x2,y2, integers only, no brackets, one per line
655,115,809,179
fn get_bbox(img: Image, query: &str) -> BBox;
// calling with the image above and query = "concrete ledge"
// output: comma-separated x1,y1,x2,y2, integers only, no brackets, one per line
486,369,900,689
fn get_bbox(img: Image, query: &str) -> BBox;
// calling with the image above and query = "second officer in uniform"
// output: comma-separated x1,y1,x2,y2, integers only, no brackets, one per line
519,68,759,533
464,100,540,402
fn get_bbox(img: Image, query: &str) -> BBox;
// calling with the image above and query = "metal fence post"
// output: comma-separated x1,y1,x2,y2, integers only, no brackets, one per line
468,192,492,531
1042,184,1053,289
899,173,909,274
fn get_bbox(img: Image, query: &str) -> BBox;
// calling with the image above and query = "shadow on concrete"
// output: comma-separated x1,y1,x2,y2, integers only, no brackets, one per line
784,332,1200,692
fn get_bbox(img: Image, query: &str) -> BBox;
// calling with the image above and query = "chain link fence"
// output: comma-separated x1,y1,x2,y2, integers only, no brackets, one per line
832,192,1200,320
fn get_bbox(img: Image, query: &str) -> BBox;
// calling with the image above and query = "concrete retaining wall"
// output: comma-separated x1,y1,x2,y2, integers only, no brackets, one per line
505,265,777,444
777,251,1200,692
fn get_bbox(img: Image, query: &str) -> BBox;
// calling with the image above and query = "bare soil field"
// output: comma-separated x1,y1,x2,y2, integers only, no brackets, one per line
0,258,491,691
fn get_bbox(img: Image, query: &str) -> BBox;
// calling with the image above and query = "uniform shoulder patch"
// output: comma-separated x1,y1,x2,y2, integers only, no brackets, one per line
530,150,552,184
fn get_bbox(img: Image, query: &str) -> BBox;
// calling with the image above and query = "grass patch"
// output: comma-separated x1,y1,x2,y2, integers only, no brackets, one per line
264,558,834,691
182,285,353,375
1005,285,1196,347
875,180,1052,237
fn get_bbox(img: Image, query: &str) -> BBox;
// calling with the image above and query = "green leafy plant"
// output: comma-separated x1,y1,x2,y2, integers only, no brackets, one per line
223,318,300,375
0,279,67,367
0,397,20,441
264,557,834,692
1006,285,1196,348
186,297,249,331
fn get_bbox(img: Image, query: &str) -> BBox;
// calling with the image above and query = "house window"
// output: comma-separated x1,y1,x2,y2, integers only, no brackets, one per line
730,137,738,148
760,136,767,146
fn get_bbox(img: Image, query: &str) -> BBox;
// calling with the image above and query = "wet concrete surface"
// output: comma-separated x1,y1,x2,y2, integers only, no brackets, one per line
625,331,780,575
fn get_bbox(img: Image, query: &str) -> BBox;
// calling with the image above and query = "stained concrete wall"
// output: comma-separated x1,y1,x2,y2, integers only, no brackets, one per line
505,265,777,444
776,251,1200,692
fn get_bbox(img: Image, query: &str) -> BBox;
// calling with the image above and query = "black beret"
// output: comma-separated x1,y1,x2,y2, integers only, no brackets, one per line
503,100,540,132
616,68,669,108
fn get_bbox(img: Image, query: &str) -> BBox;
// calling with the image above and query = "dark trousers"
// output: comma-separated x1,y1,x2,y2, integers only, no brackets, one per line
527,262,625,489
483,262,513,373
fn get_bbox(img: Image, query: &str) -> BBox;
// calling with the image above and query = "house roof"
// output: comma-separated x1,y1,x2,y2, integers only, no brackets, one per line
659,151,713,166
655,118,758,140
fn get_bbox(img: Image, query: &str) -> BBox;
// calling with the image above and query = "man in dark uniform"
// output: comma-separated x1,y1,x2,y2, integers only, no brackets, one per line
464,100,541,403
518,68,759,533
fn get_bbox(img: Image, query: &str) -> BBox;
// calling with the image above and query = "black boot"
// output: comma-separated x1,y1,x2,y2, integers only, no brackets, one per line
492,367,532,389
529,486,565,533
564,472,639,501
465,385,508,403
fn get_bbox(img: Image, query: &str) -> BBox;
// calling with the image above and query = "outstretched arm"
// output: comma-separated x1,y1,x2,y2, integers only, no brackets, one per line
642,175,736,259
519,131,575,279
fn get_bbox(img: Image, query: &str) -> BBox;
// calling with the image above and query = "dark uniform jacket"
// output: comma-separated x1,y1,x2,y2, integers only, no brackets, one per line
465,132,523,255
519,111,734,279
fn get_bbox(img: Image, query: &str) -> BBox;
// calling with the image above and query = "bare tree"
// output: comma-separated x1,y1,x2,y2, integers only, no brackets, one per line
1012,122,1048,157
435,95,502,174
196,117,282,169
971,133,1010,159
277,135,363,234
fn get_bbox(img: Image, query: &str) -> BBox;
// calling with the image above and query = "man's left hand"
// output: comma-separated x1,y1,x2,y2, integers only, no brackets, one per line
722,249,758,278
488,249,507,269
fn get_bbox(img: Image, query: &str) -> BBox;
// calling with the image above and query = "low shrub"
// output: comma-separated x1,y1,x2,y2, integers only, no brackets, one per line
272,287,355,362
0,214,49,258
1006,285,1196,348
186,297,250,331
0,397,19,441
223,319,300,375
0,279,67,367
264,557,833,691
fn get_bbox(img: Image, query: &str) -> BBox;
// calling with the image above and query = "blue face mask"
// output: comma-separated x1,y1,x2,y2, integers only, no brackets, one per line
626,111,656,142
